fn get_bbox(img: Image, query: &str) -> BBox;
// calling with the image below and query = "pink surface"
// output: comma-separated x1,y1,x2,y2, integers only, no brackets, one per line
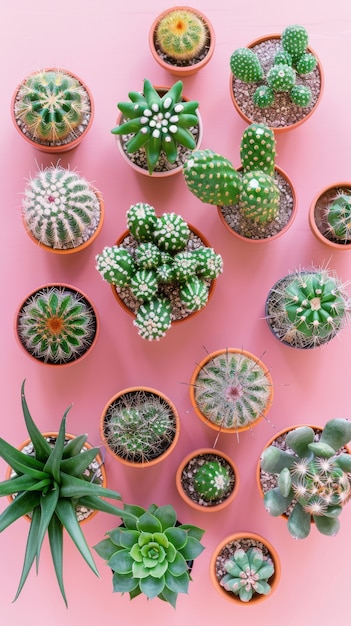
1,1,351,623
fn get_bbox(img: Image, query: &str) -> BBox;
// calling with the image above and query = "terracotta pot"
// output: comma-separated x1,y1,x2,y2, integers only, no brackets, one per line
217,165,297,243
229,34,324,133
189,348,274,434
22,186,104,254
14,283,100,367
11,68,94,153
115,86,203,177
175,447,240,512
110,223,217,326
99,387,180,468
308,182,351,249
210,531,281,604
6,433,107,524
149,6,215,77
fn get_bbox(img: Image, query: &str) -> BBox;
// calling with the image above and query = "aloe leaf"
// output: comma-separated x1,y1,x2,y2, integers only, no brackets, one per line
78,496,124,517
0,491,41,531
59,473,121,500
55,498,99,575
43,408,71,483
0,474,41,496
20,380,52,461
48,514,67,606
36,487,60,567
0,438,47,478
59,447,101,477
61,434,88,459
13,507,41,602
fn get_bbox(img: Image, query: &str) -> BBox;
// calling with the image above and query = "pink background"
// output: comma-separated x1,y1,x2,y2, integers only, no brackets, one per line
1,1,351,623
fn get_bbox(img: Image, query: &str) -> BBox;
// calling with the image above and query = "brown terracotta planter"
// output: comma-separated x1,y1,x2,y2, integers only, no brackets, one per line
189,348,274,435
11,68,94,153
229,34,324,133
6,433,107,524
210,532,281,604
99,387,180,468
217,165,297,243
149,6,215,77
22,186,104,254
175,447,240,512
308,182,351,249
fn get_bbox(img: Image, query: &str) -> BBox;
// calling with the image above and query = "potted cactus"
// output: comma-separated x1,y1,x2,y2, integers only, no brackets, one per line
149,6,215,77
0,381,126,605
258,418,351,539
95,203,223,341
189,348,274,435
21,165,104,253
11,68,94,152
265,266,351,349
111,78,203,176
210,532,280,604
99,387,180,467
175,447,239,512
15,283,99,366
229,24,324,132
94,502,205,607
183,123,297,242
308,183,351,249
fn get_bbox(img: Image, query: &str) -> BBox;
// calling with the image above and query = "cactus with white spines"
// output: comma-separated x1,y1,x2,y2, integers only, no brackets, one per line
130,270,159,301
134,298,172,341
183,149,242,206
240,123,276,176
194,460,232,501
155,8,207,61
325,193,351,242
179,277,209,311
95,246,136,286
267,63,296,93
192,247,224,279
172,251,198,282
240,171,280,224
153,212,190,252
126,202,158,242
230,48,264,83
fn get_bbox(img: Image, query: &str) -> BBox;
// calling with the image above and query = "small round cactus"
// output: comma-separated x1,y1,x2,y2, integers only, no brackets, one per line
192,247,223,279
267,63,296,92
240,123,276,177
289,84,312,107
130,270,159,301
95,246,136,286
153,212,190,252
179,277,209,312
295,52,317,75
240,171,280,223
22,165,101,250
172,251,198,282
325,194,351,242
230,48,264,83
135,242,162,268
183,149,242,206
253,85,275,109
220,548,275,602
155,9,207,61
281,24,309,61
194,460,232,502
273,50,292,66
133,298,172,341
127,203,158,242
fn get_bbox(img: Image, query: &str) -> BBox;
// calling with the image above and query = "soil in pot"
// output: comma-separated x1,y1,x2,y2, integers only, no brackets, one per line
309,184,351,248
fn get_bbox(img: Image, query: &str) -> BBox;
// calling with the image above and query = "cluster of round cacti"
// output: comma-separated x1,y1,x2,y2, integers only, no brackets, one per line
155,8,207,61
193,459,232,502
95,203,223,340
325,193,351,243
14,69,90,144
220,547,275,602
183,122,281,224
111,78,199,174
104,390,177,463
22,165,101,249
230,24,317,109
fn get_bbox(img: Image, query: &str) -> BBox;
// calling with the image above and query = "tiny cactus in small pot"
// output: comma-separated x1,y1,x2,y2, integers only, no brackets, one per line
11,68,94,152
112,78,202,176
309,183,351,249
21,165,104,253
265,266,351,349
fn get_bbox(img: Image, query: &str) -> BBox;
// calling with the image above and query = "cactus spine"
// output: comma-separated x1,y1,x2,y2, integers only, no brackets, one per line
155,9,207,61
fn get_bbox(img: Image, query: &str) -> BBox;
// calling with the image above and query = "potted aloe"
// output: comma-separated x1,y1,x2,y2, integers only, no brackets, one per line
0,381,126,605
11,68,94,152
149,6,215,77
111,78,202,176
94,502,205,607
308,183,351,249
95,203,223,341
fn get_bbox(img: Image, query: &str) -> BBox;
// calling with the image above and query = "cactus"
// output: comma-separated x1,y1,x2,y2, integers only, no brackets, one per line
126,203,158,242
172,251,198,282
260,418,351,539
240,171,280,223
17,285,97,365
155,8,207,61
95,246,136,286
22,165,101,250
192,350,273,431
103,389,177,463
153,212,190,252
192,247,224,279
112,79,199,175
220,548,275,602
179,277,209,311
281,24,309,61
14,69,90,144
273,50,292,66
194,460,232,502
183,149,242,205
133,298,172,341
230,48,264,83
325,193,351,242
267,64,296,92
240,123,276,176
130,270,159,301
289,84,312,107
135,242,162,268
266,268,351,348
295,52,317,75
253,85,275,109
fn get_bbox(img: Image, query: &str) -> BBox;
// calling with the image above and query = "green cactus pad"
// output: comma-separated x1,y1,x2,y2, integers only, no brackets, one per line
183,149,242,205
240,123,276,177
267,63,296,92
95,246,136,286
230,48,264,83
240,171,280,223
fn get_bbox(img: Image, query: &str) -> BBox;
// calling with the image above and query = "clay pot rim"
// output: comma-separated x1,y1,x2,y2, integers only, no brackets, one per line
308,182,351,249
148,5,216,77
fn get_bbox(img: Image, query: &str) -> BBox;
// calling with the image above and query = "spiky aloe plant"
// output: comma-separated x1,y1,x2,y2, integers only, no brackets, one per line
155,8,207,61
191,349,273,432
220,547,275,602
16,285,98,365
111,79,199,175
260,418,351,538
22,165,101,250
94,503,205,607
0,381,126,605
193,460,232,502
325,193,351,243
13,69,91,144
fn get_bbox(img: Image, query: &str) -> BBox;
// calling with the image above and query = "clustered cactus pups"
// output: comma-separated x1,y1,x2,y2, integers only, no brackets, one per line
154,8,207,62
220,547,275,602
95,203,223,340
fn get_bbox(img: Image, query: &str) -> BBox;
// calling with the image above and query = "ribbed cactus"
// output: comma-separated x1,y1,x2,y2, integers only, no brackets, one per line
179,277,209,311
153,212,190,252
112,79,199,174
17,285,97,365
14,69,90,144
260,418,351,538
133,298,172,341
130,270,159,301
253,85,274,109
95,246,136,286
22,166,101,250
325,194,351,242
194,460,232,502
192,247,224,279
267,64,296,92
126,203,158,242
240,123,276,176
240,171,280,223
135,242,162,268
172,251,198,282
220,548,275,602
183,149,242,205
230,48,264,83
295,52,317,75
281,24,309,61
155,9,207,61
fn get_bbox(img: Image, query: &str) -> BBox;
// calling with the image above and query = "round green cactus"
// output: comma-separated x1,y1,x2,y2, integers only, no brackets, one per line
253,85,275,109
183,149,242,206
127,203,158,242
179,277,209,311
130,270,159,301
220,548,274,602
240,123,276,177
135,242,162,268
155,8,207,61
153,212,190,252
273,50,292,66
281,24,309,61
194,460,232,501
95,246,136,286
289,84,312,107
326,194,351,242
172,251,198,282
239,171,280,224
192,247,223,279
133,298,172,340
230,47,264,83
267,63,296,92
295,52,317,75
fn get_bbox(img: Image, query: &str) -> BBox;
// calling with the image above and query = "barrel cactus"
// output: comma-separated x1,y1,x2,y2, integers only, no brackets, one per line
325,193,351,243
95,246,136,286
154,8,207,61
179,277,209,312
193,460,232,502
133,298,172,341
220,547,275,602
183,149,242,205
